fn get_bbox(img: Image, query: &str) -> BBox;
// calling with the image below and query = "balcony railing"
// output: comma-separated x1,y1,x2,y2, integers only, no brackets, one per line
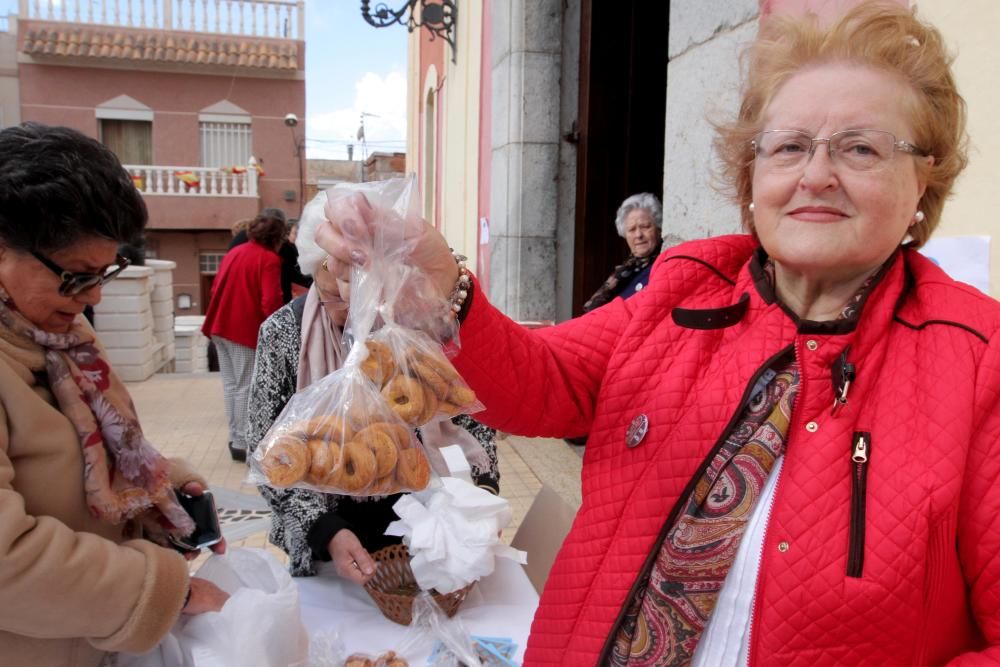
124,163,259,197
18,0,304,39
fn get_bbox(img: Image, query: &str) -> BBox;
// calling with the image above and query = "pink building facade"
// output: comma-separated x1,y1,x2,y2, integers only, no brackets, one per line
12,0,306,314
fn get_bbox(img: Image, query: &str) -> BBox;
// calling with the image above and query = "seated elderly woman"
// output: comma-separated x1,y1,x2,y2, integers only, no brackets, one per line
246,193,500,583
0,124,227,666
318,4,1000,664
583,192,664,313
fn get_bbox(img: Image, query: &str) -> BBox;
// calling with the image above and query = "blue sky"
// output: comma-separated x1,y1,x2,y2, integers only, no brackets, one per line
0,0,408,159
304,2,407,159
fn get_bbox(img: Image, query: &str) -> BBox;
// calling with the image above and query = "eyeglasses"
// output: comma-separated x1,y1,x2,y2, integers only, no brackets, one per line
751,129,929,172
31,250,130,296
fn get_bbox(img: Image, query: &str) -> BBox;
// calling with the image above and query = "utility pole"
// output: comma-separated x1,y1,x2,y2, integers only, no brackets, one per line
358,111,379,181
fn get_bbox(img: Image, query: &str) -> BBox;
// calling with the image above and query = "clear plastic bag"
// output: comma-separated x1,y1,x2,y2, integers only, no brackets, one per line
345,179,483,428
362,324,483,427
322,178,461,347
395,593,482,667
250,178,485,495
248,361,433,496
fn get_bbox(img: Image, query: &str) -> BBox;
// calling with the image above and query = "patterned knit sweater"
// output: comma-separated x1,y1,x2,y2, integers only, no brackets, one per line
246,303,500,576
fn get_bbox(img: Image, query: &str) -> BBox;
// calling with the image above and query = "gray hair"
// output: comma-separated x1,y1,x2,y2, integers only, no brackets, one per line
295,190,329,276
614,192,663,237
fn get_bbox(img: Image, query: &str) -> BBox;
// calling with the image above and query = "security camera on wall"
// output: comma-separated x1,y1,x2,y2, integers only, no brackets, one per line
284,113,299,127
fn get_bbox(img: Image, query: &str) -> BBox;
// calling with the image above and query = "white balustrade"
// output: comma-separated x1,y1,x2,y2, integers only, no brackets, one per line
17,0,303,39
123,163,258,197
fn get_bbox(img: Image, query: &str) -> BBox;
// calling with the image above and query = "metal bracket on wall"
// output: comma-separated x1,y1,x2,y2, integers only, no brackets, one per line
360,0,458,64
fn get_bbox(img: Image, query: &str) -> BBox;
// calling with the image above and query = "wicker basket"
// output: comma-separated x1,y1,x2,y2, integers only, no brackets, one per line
363,544,476,626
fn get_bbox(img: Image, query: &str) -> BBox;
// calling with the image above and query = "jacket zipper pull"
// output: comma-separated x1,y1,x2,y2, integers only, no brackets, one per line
852,434,868,463
847,431,871,578
831,348,856,416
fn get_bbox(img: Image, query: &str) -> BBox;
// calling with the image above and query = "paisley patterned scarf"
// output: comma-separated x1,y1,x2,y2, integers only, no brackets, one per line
608,257,886,665
0,288,193,540
610,360,798,665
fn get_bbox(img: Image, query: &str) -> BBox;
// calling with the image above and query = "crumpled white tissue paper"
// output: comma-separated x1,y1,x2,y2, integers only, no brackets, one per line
386,476,528,594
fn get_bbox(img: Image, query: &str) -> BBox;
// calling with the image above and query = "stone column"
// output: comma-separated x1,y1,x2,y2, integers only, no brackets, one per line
93,265,158,382
145,258,176,371
173,315,209,374
662,0,759,242
489,0,564,321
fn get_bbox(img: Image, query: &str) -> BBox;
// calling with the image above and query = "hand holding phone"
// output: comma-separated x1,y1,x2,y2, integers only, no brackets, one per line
170,490,223,553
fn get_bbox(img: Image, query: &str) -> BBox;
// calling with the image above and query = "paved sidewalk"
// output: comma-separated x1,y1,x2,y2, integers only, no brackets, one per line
128,372,583,555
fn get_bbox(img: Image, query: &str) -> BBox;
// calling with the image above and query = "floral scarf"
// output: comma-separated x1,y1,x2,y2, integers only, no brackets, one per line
583,238,663,313
0,288,194,541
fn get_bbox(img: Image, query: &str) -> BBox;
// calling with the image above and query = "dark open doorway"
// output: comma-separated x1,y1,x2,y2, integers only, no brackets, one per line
573,1,669,315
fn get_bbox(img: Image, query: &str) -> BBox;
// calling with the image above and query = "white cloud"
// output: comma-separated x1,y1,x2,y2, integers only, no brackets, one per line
306,70,407,160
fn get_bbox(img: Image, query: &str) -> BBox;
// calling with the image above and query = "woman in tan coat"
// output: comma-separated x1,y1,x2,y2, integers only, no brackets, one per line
0,123,227,666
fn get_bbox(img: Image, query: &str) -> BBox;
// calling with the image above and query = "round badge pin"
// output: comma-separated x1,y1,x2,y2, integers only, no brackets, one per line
626,414,649,448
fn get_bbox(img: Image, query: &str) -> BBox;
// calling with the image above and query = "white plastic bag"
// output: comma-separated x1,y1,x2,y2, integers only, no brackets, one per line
119,548,309,667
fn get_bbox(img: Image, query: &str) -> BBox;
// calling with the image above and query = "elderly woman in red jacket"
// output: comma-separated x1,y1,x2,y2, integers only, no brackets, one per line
202,208,285,461
317,5,1000,665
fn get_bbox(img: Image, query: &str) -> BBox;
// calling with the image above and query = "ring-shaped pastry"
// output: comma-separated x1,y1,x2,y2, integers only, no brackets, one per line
395,447,431,491
361,340,396,387
416,386,439,425
369,474,400,497
329,440,378,493
292,414,353,444
346,393,386,432
411,349,458,381
382,375,426,426
306,438,339,485
262,435,309,488
437,400,463,417
354,424,400,477
410,359,450,401
447,384,477,409
379,422,415,449
343,655,375,667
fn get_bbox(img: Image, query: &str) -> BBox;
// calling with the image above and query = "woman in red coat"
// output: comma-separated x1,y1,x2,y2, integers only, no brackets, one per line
317,5,1000,665
202,208,285,461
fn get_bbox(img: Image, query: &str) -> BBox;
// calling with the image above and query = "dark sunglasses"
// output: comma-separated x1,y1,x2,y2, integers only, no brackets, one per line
31,251,131,296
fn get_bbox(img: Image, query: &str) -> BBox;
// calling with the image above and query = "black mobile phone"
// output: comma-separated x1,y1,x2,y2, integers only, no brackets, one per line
169,491,223,553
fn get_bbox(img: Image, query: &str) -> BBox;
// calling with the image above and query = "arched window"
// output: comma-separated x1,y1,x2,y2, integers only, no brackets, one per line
423,87,436,225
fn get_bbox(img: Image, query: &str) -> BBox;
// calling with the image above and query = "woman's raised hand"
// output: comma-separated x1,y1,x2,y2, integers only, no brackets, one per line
316,192,459,307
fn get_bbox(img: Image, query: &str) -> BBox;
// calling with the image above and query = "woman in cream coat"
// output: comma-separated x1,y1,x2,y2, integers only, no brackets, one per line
0,123,227,666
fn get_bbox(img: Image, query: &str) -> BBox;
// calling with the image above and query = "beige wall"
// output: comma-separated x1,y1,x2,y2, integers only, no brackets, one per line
407,2,484,271
439,1,484,268
0,19,20,128
918,1,1000,297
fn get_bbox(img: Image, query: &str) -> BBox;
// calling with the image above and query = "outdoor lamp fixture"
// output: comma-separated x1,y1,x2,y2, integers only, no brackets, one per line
284,112,306,217
360,0,457,63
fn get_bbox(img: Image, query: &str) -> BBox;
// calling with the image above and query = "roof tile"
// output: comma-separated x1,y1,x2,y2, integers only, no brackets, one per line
22,25,299,71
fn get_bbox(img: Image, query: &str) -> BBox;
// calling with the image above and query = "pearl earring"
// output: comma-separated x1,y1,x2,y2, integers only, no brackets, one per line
913,211,925,224
748,202,755,212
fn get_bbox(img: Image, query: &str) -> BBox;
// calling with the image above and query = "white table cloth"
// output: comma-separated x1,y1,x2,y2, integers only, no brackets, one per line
297,558,539,664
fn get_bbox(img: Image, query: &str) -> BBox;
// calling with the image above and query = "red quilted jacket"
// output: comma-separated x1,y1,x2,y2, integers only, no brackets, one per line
453,235,1000,666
